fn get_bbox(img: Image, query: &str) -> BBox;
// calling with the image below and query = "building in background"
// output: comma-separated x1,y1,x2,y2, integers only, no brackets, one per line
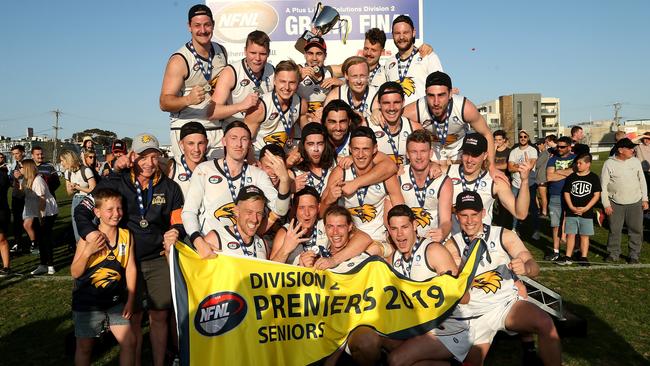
478,93,561,142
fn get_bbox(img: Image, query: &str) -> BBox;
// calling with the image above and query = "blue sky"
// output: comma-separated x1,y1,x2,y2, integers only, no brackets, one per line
1,0,648,143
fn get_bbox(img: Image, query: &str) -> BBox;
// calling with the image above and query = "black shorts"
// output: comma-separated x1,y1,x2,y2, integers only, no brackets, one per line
0,210,9,235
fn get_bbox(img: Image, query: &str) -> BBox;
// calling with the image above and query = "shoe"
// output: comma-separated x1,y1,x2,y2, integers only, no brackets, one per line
628,258,640,264
531,231,541,240
0,267,12,277
604,256,619,263
47,266,55,275
555,255,572,265
10,244,18,253
545,252,560,261
578,257,590,267
30,244,39,255
30,265,47,275
595,209,605,227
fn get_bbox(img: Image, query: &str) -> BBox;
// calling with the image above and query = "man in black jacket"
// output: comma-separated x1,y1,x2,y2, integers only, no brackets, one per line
74,133,184,366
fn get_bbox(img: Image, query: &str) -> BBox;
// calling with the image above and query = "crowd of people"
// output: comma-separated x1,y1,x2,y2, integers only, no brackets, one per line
0,4,648,366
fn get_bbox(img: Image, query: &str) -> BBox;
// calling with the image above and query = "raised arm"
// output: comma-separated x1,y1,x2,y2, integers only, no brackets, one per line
160,54,205,113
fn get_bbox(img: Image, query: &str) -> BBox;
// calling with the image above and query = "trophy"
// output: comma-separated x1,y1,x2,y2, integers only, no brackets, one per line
295,2,350,52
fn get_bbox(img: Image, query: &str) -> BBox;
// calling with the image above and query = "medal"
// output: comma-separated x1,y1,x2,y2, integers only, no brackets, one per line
244,59,266,96
140,219,149,229
252,86,263,96
203,84,212,93
134,177,154,230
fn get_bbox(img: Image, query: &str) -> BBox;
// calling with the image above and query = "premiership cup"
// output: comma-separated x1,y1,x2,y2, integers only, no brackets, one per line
295,2,350,51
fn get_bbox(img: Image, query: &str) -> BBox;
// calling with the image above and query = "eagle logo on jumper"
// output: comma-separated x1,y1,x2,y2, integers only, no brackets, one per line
308,101,323,113
411,207,433,228
471,270,503,294
263,131,288,148
348,204,377,223
91,268,121,289
389,154,404,165
399,77,416,97
214,202,237,225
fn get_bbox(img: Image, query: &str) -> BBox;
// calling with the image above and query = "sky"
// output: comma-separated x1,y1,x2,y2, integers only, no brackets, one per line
1,0,649,143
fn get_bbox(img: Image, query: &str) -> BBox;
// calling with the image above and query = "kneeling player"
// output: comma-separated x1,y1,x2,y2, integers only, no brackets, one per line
446,191,561,366
341,205,470,366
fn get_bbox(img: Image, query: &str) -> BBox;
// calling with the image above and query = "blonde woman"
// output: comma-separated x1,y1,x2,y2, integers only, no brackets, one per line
60,150,96,243
19,159,59,275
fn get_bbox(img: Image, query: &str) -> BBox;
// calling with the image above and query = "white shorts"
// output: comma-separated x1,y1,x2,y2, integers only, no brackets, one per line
170,121,224,160
430,318,472,361
468,295,519,345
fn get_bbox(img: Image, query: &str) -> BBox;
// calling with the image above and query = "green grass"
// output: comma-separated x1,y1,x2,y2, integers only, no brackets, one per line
2,173,650,365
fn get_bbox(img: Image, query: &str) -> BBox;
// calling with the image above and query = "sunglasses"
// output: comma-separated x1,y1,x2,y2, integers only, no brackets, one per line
557,145,569,149
519,135,528,139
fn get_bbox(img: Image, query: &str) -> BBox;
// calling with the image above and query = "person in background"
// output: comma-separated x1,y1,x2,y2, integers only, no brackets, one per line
0,153,11,276
82,150,101,182
570,125,590,157
32,146,60,198
544,136,575,261
101,139,128,176
601,138,648,264
9,144,27,254
560,153,601,266
508,130,539,239
535,135,555,218
609,130,626,156
20,159,59,275
60,150,97,244
633,132,650,207
493,130,511,174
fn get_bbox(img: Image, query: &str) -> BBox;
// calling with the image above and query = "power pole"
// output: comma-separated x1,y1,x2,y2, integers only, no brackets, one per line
612,102,622,129
51,109,62,162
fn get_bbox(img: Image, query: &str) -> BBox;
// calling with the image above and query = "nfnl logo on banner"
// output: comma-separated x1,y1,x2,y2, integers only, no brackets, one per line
206,0,423,65
170,239,484,365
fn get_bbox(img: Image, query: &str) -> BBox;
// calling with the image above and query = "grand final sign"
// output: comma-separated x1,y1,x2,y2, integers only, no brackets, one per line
205,0,423,65
170,239,484,365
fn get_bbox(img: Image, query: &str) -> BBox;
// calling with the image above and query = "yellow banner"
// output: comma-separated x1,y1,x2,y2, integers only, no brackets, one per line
171,240,485,366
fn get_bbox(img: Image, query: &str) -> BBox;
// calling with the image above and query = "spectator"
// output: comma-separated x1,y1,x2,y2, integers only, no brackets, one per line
609,130,626,156
0,153,11,276
32,146,60,198
100,139,128,177
535,135,556,218
20,159,59,275
9,145,27,254
82,150,101,182
601,138,648,264
570,125,590,157
545,136,575,261
60,150,97,243
560,153,601,266
508,130,539,238
633,132,650,202
493,130,510,174
70,188,136,366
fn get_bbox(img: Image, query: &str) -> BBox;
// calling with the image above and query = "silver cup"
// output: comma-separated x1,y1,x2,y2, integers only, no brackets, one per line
296,2,350,49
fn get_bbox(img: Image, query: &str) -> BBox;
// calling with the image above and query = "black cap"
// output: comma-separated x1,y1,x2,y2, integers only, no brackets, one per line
180,121,207,140
301,122,326,140
455,191,483,212
111,139,127,154
235,185,268,204
425,71,452,89
377,81,404,100
614,137,637,150
350,126,377,145
461,133,488,156
304,36,327,51
188,4,213,22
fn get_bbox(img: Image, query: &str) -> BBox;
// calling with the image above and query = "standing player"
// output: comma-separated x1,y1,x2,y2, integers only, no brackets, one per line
400,129,453,241
323,56,378,123
446,192,561,366
368,82,422,165
209,31,275,126
385,15,443,105
181,122,290,237
167,122,208,198
320,127,404,243
447,134,533,233
160,4,228,159
297,37,343,123
244,60,308,156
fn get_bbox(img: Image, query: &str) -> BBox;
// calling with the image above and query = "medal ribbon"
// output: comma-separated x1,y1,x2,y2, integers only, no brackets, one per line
272,91,294,135
381,123,401,164
302,225,319,251
462,224,491,264
187,41,214,82
347,86,369,114
244,59,262,88
223,160,248,202
350,165,369,206
409,167,431,208
335,133,350,155
368,64,381,84
308,168,326,194
397,47,418,82
460,166,483,193
233,224,257,258
180,155,192,178
134,178,154,222
428,101,453,145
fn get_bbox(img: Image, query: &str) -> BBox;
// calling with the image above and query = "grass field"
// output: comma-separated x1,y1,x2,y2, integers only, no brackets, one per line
1,155,650,365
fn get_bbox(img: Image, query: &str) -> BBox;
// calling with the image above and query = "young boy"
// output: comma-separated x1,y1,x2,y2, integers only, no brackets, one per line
70,188,136,365
560,153,601,266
